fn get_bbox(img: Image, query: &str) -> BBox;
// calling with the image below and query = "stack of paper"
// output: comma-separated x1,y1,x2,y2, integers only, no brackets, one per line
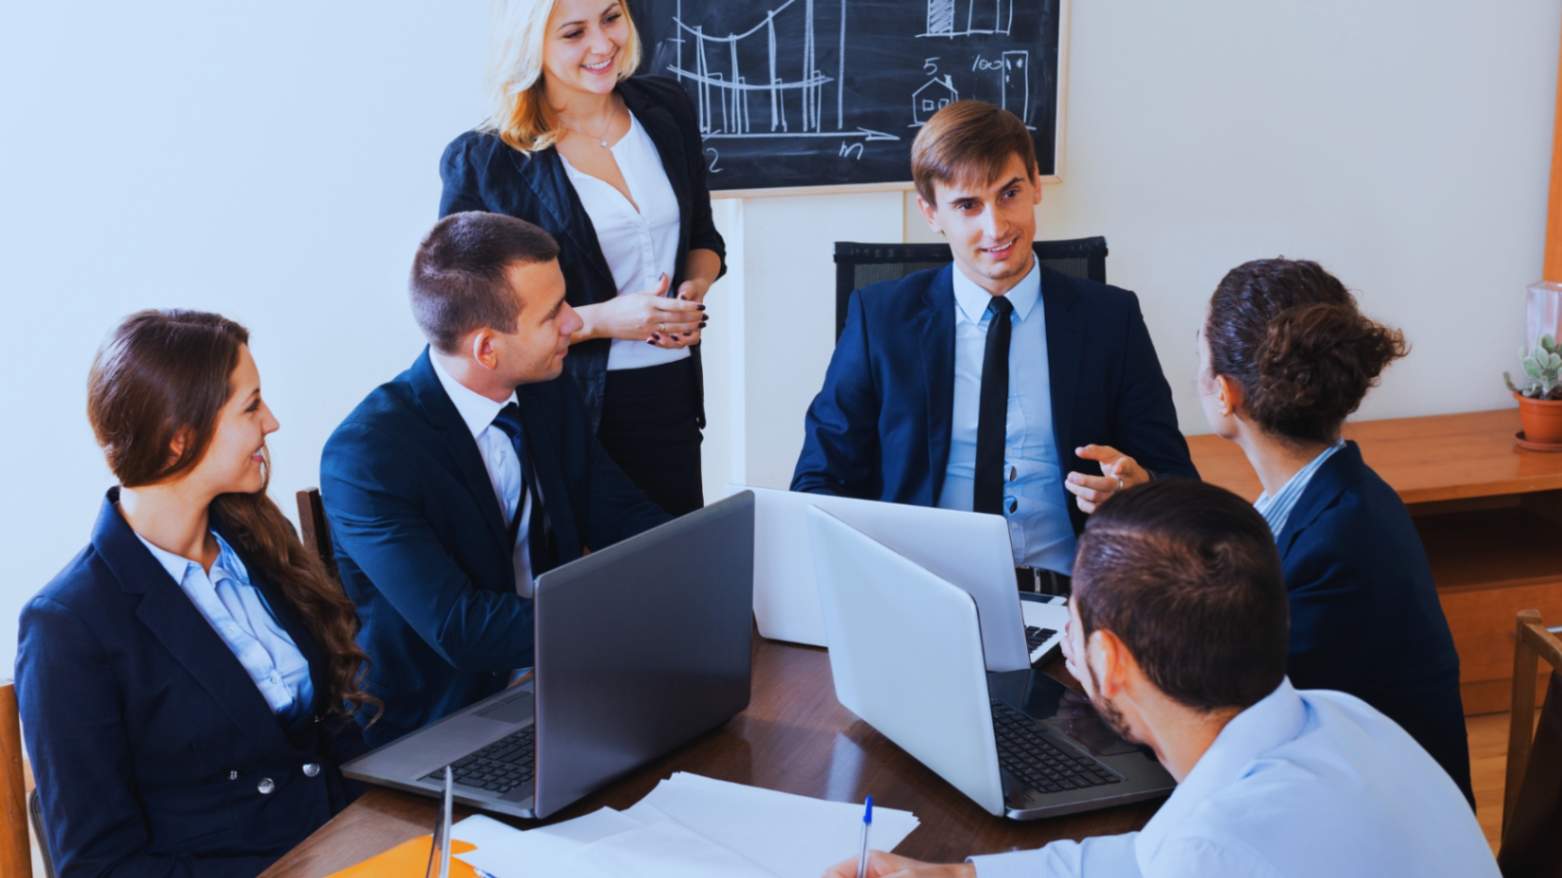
450,773,920,878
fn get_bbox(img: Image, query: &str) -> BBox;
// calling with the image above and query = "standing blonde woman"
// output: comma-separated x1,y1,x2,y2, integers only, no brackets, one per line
440,0,724,516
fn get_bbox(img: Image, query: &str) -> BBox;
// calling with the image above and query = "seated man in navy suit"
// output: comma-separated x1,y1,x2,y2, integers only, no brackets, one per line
793,101,1196,590
322,212,670,745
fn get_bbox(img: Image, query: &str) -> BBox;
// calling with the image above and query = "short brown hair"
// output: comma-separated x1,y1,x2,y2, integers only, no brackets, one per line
410,212,561,353
1205,258,1408,445
910,100,1037,205
1073,479,1288,713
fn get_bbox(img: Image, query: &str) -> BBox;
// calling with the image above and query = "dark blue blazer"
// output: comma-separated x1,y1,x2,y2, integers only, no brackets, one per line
439,75,726,432
320,349,670,746
1277,441,1472,803
15,491,361,877
792,264,1196,534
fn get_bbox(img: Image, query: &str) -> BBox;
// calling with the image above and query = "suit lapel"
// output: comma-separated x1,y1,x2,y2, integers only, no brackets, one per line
93,492,292,749
508,137,617,300
406,350,513,564
1274,441,1360,557
1040,267,1082,470
920,266,957,502
514,382,579,566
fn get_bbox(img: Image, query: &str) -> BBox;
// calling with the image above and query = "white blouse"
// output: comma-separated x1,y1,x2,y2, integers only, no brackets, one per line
560,112,687,371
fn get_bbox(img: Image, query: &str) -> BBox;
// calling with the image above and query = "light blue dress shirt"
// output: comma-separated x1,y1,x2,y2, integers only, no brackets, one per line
135,530,314,717
968,679,1497,878
1253,440,1346,536
936,260,1077,573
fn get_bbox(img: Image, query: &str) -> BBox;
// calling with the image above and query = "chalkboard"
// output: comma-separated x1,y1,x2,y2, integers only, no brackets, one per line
631,0,1063,193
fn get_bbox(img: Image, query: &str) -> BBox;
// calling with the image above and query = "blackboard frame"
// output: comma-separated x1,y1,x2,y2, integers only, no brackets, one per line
633,0,1071,198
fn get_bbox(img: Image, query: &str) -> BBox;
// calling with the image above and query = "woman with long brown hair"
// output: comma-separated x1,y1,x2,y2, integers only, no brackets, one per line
16,310,376,875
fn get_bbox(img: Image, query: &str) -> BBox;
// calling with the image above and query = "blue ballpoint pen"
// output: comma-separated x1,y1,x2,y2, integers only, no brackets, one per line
855,795,874,878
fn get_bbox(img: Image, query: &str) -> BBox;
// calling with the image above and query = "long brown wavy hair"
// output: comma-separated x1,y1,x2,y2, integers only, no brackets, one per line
87,309,379,722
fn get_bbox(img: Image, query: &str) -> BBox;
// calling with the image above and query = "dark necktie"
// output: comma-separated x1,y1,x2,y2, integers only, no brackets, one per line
490,403,555,572
974,295,1014,515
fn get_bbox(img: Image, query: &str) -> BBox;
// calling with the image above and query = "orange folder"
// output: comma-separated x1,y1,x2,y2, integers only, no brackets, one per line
327,834,479,877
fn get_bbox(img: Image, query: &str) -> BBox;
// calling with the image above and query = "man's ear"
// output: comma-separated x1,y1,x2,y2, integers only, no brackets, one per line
470,329,499,372
1088,628,1133,699
915,194,942,235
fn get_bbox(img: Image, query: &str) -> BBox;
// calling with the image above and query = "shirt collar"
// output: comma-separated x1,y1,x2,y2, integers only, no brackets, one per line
429,352,518,440
133,529,248,587
1253,440,1346,534
1135,678,1308,865
950,256,1041,326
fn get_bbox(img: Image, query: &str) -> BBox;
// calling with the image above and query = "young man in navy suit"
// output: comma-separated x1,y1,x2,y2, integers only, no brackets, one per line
321,212,670,746
793,101,1196,590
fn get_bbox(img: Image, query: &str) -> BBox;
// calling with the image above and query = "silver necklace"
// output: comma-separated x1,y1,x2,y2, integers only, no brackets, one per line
569,106,618,149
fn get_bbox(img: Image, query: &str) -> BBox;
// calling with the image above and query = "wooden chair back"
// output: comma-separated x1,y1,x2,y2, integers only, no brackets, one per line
295,488,335,571
1503,609,1562,843
1,682,34,878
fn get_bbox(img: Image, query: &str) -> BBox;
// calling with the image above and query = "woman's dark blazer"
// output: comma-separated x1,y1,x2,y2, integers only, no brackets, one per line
438,75,727,433
15,490,363,876
1277,441,1473,803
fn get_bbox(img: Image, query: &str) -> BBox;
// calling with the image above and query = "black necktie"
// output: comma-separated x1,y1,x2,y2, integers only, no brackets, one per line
974,296,1014,515
490,404,555,572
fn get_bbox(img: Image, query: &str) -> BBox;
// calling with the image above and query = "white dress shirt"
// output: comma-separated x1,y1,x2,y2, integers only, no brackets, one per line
430,355,536,598
135,530,314,717
560,111,686,372
935,259,1077,573
969,679,1497,878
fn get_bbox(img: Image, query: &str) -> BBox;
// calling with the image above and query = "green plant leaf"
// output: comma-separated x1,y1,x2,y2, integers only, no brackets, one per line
1542,333,1558,353
1524,356,1544,379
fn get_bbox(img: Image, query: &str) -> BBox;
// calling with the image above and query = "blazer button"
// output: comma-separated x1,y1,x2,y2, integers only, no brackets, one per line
228,770,239,781
257,777,275,795
302,762,321,778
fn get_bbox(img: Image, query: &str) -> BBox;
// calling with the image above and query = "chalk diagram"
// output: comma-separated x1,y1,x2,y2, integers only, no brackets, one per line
921,0,1013,39
666,0,899,144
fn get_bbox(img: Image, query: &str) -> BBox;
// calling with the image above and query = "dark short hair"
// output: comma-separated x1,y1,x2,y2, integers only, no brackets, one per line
1073,479,1288,712
1205,258,1407,445
409,212,561,353
910,100,1037,205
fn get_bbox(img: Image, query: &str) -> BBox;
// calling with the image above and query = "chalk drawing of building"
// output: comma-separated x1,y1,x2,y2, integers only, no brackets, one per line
910,75,958,126
667,0,896,142
922,0,1012,38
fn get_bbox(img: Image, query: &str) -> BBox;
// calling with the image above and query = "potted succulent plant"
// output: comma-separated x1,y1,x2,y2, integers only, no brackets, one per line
1506,334,1562,446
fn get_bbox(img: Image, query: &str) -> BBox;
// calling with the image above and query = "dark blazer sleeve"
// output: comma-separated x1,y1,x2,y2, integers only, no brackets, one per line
18,596,271,878
791,290,881,496
1109,294,1197,480
659,79,726,277
438,131,491,217
1281,515,1374,684
320,424,535,673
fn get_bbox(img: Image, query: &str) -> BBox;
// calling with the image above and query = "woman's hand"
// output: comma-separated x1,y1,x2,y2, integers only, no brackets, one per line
821,851,975,878
572,273,705,344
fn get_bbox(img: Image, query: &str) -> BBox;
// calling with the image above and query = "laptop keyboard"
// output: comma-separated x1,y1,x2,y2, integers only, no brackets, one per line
1024,626,1057,652
424,725,535,795
990,699,1122,794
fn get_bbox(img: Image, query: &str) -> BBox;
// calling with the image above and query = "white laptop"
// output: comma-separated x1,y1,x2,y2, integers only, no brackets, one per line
806,505,1174,820
743,485,1066,670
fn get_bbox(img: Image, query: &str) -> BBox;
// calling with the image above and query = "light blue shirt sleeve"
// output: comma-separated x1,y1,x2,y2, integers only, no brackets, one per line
970,832,1142,878
135,531,315,717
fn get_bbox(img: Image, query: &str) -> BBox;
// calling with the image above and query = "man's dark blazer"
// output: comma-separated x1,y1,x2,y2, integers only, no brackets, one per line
791,263,1196,534
320,349,670,746
438,75,726,432
15,490,361,876
1277,441,1473,803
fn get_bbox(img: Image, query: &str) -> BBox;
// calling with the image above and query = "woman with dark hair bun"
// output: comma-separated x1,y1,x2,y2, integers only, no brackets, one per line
1198,258,1472,805
16,310,377,875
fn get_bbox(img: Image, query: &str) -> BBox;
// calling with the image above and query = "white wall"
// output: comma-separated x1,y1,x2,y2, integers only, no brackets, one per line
1,0,1558,672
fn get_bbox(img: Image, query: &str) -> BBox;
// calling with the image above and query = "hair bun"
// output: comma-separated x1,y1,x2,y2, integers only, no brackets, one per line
1247,302,1407,439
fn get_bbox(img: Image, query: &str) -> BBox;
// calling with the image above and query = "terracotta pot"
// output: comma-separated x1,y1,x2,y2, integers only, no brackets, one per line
1516,392,1562,445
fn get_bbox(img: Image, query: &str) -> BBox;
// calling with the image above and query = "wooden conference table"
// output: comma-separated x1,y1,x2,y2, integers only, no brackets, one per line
263,639,1159,876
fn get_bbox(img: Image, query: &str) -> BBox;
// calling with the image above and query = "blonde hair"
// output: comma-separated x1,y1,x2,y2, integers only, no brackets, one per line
483,0,643,154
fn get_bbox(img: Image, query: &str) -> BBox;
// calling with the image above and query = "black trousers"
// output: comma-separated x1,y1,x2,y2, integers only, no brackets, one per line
597,358,704,516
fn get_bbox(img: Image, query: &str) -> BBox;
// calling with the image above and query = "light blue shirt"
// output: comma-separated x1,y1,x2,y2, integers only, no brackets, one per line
969,679,1496,878
936,260,1077,573
1253,441,1346,536
135,530,315,717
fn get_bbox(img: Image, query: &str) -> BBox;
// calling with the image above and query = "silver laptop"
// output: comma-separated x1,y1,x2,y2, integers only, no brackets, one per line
342,491,755,820
744,486,1066,668
808,505,1173,820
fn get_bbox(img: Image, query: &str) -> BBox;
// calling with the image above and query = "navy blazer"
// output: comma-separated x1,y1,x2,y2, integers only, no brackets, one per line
439,75,726,432
1276,441,1473,803
792,264,1196,534
320,349,670,746
15,491,361,877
